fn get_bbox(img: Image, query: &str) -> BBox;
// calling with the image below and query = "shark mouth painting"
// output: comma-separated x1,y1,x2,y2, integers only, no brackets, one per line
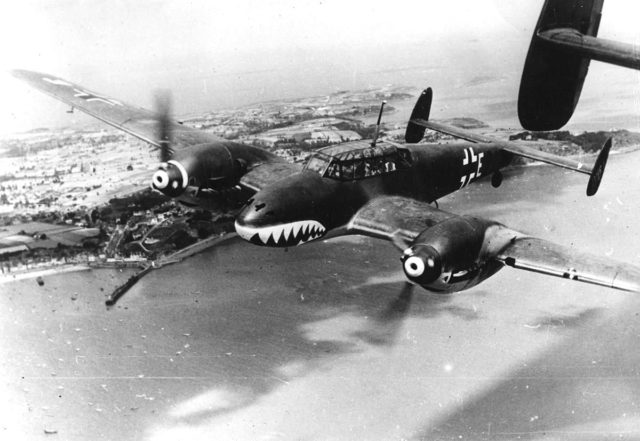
235,220,327,247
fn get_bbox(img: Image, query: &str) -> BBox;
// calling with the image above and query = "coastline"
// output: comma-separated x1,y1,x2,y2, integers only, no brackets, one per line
0,232,239,286
0,263,91,284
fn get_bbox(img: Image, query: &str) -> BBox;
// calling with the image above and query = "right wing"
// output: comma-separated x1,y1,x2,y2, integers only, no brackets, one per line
12,69,222,150
347,195,640,293
496,237,640,293
346,195,455,246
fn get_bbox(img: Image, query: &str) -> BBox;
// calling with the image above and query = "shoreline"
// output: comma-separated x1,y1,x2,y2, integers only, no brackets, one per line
0,233,239,286
0,263,92,284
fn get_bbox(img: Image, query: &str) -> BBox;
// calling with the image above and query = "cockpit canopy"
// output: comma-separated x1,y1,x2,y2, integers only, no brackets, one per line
304,141,412,181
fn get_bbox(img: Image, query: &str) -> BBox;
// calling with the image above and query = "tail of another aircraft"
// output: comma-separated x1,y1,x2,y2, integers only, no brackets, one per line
518,0,603,131
519,0,640,131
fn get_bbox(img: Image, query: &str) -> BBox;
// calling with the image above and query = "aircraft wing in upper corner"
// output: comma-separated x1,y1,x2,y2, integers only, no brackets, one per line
11,69,222,150
346,195,640,293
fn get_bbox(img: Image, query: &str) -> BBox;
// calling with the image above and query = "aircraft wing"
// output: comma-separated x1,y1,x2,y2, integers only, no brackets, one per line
346,195,457,246
496,237,640,293
347,196,640,293
12,69,222,150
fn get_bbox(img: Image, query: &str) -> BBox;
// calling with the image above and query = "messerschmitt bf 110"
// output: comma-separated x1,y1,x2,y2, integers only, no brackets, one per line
234,88,640,296
12,65,640,306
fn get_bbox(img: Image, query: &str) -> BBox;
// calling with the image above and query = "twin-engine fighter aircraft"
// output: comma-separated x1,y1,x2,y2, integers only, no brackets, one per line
12,70,640,302
519,0,640,130
235,89,640,294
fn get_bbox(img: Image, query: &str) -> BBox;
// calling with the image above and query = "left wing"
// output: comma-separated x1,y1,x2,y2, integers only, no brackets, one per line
12,69,221,150
347,196,640,293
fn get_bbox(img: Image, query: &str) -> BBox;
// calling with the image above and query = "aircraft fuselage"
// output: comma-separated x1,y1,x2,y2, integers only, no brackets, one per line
235,141,512,247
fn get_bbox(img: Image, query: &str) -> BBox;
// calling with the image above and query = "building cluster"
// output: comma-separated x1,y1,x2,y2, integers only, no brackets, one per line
182,85,415,161
0,130,156,216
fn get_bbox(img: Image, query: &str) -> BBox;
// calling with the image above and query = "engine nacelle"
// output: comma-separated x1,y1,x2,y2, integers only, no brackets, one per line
151,143,246,197
401,216,509,293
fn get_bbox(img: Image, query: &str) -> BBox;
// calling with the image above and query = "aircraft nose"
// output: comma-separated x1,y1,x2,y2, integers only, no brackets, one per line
235,197,327,247
235,198,275,239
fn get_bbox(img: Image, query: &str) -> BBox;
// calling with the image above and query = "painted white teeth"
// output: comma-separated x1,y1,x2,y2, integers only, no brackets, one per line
272,227,283,244
258,229,271,244
235,220,326,246
283,224,292,242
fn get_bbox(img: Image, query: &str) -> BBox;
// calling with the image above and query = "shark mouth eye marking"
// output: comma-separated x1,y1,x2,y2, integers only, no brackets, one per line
235,220,327,247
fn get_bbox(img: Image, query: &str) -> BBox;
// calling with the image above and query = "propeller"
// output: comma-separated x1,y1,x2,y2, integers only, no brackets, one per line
354,227,417,346
379,281,414,323
150,91,190,197
358,280,415,346
155,91,173,162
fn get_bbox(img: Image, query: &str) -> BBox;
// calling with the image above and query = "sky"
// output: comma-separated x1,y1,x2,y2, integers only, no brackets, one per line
1,0,640,134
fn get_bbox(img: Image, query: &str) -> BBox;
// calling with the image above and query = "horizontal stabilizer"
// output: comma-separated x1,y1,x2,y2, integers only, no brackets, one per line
537,28,640,71
411,118,591,173
409,119,493,144
497,237,640,293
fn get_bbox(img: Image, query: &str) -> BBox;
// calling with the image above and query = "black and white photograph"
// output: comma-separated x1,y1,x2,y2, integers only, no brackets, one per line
2,0,640,439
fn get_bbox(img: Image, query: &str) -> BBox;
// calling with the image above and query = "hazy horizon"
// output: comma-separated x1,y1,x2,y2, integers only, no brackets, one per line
2,0,640,135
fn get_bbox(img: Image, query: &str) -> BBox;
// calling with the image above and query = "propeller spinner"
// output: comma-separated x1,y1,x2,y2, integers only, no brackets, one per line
401,244,443,285
150,92,191,197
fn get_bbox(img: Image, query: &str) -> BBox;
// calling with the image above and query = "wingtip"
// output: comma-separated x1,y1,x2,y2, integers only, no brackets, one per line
10,69,28,77
9,69,40,82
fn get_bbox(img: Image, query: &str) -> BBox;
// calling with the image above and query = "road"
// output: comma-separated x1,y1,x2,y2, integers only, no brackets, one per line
2,149,640,440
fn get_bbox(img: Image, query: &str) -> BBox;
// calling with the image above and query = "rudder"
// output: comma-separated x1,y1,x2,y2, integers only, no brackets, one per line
405,88,433,143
